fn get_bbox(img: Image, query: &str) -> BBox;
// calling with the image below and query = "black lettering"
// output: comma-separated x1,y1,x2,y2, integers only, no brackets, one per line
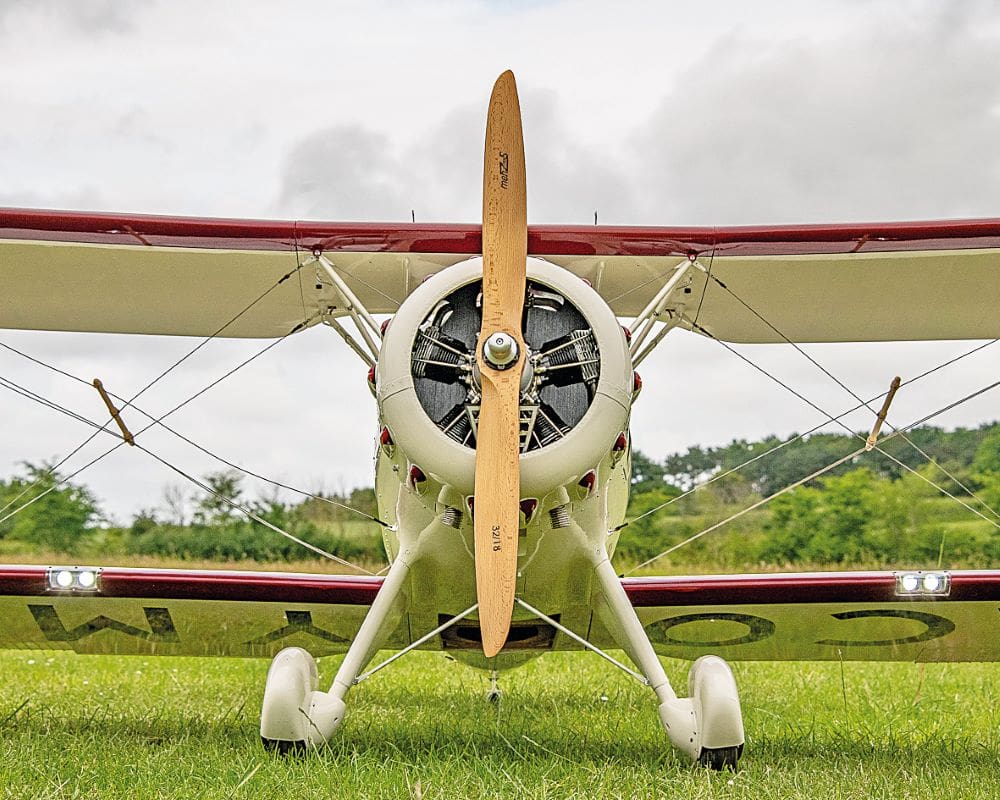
245,610,347,646
28,605,178,643
647,612,775,647
817,609,955,647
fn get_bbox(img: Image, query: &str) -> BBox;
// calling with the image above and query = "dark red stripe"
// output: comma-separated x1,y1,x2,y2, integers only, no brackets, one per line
623,571,1000,606
0,566,49,596
2,566,997,607
0,566,383,605
4,208,1000,257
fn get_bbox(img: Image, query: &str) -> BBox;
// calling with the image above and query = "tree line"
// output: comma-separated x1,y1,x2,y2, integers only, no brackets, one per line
1,421,998,569
0,466,385,564
622,422,1000,568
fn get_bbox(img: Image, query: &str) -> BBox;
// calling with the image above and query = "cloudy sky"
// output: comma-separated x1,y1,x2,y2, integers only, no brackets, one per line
2,0,1000,522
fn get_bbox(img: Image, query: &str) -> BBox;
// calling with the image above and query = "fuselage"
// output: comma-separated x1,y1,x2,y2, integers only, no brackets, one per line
371,257,637,669
374,428,632,670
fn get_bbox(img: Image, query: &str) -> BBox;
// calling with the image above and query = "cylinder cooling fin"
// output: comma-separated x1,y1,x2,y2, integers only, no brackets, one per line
411,279,600,453
376,258,632,497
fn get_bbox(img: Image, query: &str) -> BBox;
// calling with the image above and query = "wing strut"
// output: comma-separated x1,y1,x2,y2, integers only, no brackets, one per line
92,378,136,446
865,376,901,451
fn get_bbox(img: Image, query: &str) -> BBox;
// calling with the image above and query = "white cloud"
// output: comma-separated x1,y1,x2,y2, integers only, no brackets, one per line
2,0,1000,521
627,4,1000,224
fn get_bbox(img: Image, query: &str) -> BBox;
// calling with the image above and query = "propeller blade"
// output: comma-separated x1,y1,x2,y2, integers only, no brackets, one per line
474,70,527,658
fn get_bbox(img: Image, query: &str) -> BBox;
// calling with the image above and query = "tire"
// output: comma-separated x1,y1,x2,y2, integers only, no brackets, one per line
697,744,742,771
261,737,307,756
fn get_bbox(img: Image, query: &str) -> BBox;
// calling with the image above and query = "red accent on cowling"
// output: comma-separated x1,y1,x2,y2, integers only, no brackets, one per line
519,498,538,522
578,470,597,494
632,372,642,394
622,326,632,344
613,432,628,452
367,365,376,384
408,465,426,486
379,427,392,447
380,318,391,335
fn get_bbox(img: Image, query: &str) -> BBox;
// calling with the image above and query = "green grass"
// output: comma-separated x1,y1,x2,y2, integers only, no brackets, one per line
0,650,995,799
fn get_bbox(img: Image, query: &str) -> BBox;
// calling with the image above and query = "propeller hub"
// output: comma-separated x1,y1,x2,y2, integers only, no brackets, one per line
483,332,519,369
471,342,534,395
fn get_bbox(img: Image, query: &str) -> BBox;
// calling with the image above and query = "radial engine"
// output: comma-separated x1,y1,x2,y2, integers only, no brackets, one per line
376,258,634,498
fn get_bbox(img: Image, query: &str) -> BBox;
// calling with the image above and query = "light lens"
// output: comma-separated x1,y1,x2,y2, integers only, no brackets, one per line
47,566,101,592
895,571,950,596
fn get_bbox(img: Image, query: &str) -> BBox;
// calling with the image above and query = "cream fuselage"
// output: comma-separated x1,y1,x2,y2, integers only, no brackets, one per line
372,258,636,669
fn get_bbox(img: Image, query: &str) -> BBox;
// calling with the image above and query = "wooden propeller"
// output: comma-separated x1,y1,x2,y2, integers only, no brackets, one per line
474,70,527,658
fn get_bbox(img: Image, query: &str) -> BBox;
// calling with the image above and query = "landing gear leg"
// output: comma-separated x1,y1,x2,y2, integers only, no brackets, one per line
590,555,744,769
260,554,412,751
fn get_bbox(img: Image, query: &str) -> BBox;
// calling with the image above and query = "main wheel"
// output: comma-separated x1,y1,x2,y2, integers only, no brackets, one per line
261,737,307,756
698,744,742,771
259,647,319,751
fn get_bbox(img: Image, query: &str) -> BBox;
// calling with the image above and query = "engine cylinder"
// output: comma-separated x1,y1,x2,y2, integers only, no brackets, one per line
376,258,632,497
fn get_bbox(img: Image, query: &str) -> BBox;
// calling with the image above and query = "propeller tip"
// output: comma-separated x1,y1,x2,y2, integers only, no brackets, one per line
494,69,517,88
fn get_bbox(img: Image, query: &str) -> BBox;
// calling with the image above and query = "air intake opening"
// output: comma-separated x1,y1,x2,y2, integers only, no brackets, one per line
438,613,559,650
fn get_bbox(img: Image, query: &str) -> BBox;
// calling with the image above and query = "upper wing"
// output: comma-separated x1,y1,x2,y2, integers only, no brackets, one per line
541,219,1000,342
3,208,1000,341
0,209,470,338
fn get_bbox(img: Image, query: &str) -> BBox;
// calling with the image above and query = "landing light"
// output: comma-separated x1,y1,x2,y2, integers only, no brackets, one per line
894,571,950,597
47,566,102,593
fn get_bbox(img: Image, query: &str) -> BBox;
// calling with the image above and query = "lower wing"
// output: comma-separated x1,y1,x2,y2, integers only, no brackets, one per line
1,565,995,662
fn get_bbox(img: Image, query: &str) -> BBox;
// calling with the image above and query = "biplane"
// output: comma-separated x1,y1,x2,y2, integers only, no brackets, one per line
1,72,998,770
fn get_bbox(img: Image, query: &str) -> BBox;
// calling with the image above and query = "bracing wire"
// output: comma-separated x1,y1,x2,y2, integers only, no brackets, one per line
625,374,1000,574
687,321,1000,531
1,336,389,528
621,337,999,531
0,372,375,574
707,274,1000,520
0,263,307,517
0,328,302,524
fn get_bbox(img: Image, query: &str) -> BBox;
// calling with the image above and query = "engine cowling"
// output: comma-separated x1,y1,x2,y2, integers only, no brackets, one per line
376,257,632,498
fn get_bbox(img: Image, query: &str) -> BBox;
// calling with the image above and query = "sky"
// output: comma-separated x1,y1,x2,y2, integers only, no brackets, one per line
2,0,1000,522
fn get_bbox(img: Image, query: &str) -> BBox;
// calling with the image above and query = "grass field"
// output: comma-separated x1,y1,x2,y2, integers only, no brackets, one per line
0,648,996,799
